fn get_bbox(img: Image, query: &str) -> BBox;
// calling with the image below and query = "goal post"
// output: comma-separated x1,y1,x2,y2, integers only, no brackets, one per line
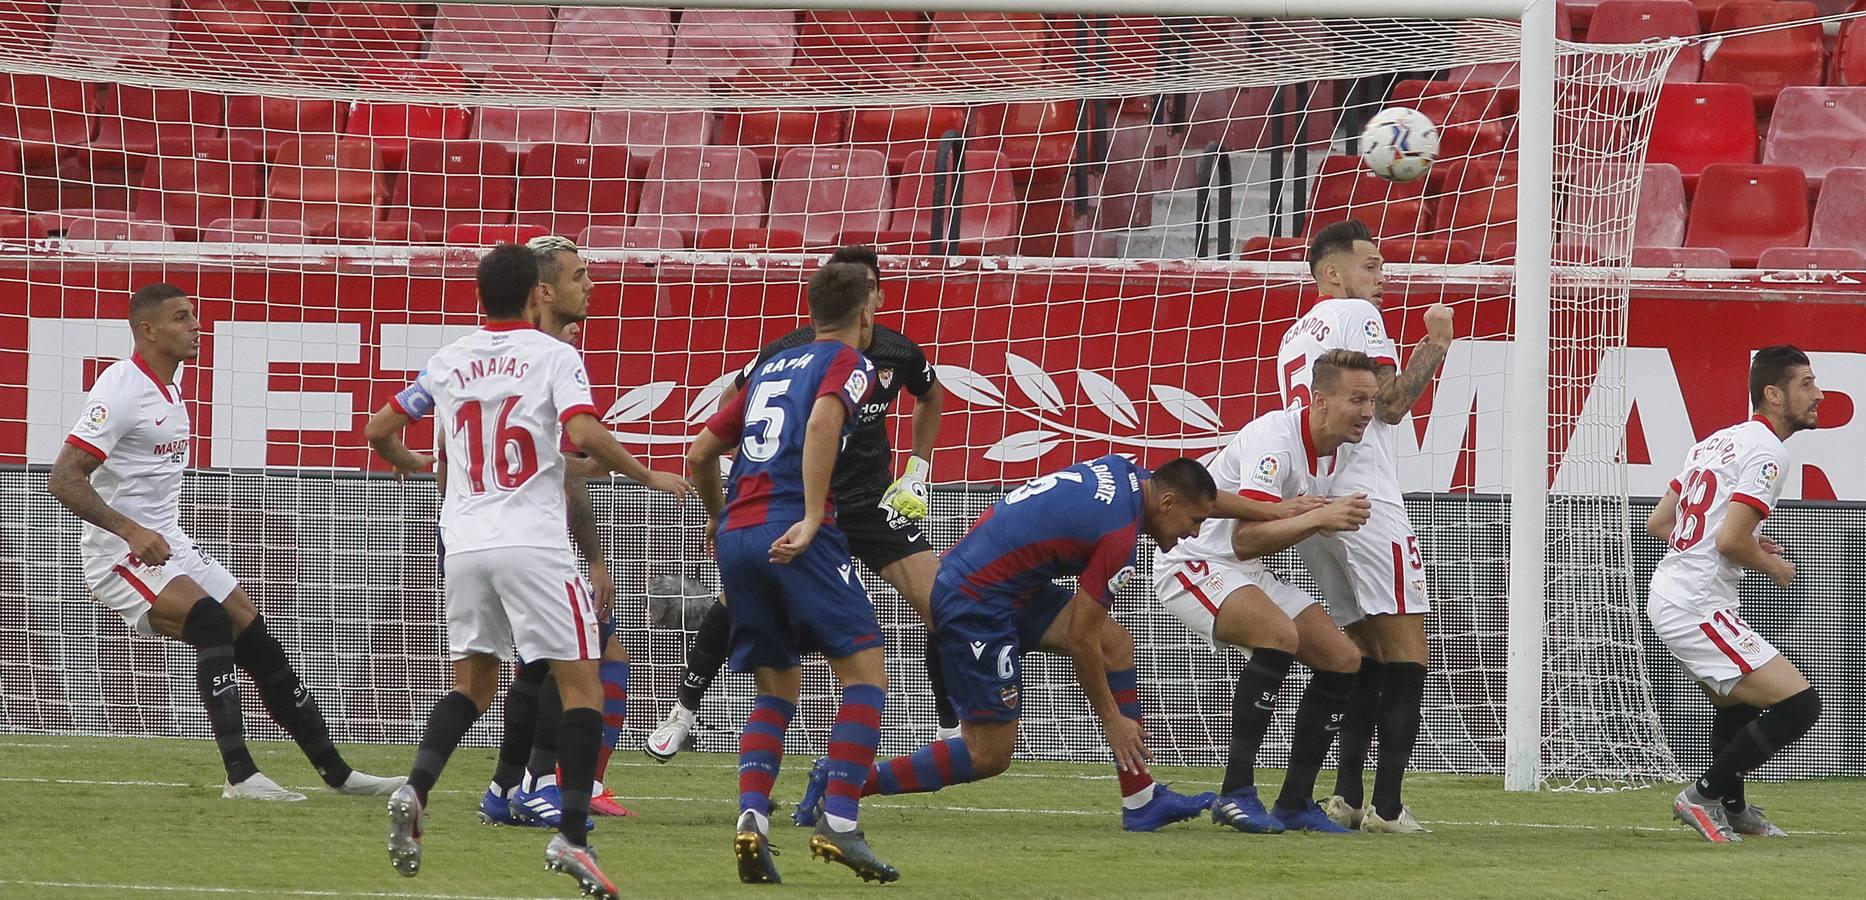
0,0,1688,791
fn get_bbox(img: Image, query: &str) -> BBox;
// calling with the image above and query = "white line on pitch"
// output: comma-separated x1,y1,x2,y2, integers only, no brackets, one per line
0,776,193,788
0,880,554,900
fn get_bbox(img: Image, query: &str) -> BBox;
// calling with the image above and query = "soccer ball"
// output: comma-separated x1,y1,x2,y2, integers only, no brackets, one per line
1359,107,1440,183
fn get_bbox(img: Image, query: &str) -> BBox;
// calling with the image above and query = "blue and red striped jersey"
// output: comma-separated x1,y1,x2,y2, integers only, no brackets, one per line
704,339,875,532
942,454,1149,611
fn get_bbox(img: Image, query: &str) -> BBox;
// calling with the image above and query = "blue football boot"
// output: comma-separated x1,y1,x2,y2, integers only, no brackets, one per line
1211,787,1286,834
1271,799,1356,833
792,758,830,827
1122,783,1218,832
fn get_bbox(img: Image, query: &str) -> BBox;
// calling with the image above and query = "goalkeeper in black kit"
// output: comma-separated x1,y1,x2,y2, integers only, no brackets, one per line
644,245,953,759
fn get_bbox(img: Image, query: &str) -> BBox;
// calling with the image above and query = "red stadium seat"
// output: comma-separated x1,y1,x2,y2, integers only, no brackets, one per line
669,9,795,82
225,94,345,161
0,74,93,168
1561,162,1688,250
889,148,1017,248
1585,0,1702,81
0,148,21,211
586,107,712,179
471,67,598,152
1702,2,1824,115
446,222,547,245
344,61,472,166
388,139,516,239
1087,115,1186,231
833,228,921,255
0,0,55,52
550,8,672,72
267,135,386,232
1685,163,1810,267
1756,246,1866,269
50,0,171,64
1835,7,1866,86
429,4,553,72
847,105,967,174
578,224,684,249
1380,238,1479,264
718,108,844,174
923,12,1051,74
1647,83,1757,188
1761,87,1866,184
201,216,306,241
1304,154,1430,240
1055,16,1163,78
1634,244,1732,267
514,143,637,237
970,101,1078,182
133,137,263,239
1238,236,1310,262
1636,162,1689,247
1431,160,1518,261
63,209,174,241
1809,166,1866,255
300,3,425,63
0,212,53,237
794,11,924,80
632,146,764,240
61,85,223,210
695,226,805,251
170,0,296,70
314,217,422,243
767,147,888,249
1184,83,1338,155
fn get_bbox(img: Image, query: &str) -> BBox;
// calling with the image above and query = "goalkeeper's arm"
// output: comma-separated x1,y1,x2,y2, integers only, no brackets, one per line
880,381,946,521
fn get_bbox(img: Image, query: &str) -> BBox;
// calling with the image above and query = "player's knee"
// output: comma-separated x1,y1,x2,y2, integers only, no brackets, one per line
1316,640,1362,675
1255,619,1299,655
968,742,1013,778
179,597,234,650
231,615,291,676
1770,686,1821,741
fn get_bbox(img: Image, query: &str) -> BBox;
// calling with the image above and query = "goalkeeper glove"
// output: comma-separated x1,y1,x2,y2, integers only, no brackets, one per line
879,455,932,523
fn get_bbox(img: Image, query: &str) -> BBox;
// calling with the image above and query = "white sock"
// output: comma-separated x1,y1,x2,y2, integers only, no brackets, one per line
1121,783,1156,810
740,809,770,835
825,813,859,833
488,779,507,798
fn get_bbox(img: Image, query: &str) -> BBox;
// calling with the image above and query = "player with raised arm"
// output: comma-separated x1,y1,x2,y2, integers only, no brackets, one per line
794,454,1217,831
1154,349,1379,835
646,244,954,759
368,236,634,827
1648,346,1823,843
1279,219,1453,833
686,262,897,885
48,282,404,803
367,245,693,898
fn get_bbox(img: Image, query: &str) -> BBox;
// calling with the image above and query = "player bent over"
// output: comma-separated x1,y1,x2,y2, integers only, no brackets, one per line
798,454,1218,832
685,262,898,884
1647,346,1823,843
49,282,403,802
1155,349,1380,834
368,245,693,897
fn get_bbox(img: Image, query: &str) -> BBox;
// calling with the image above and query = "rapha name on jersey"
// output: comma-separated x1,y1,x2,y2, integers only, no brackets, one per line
760,352,824,376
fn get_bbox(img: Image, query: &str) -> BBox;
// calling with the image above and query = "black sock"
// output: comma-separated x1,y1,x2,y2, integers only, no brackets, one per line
1277,669,1354,811
927,632,958,729
408,690,484,805
181,599,258,784
495,660,550,794
1698,688,1820,802
1333,657,1383,808
527,672,562,784
1710,704,1761,812
1220,648,1293,796
234,617,351,787
1371,661,1427,821
677,600,731,712
556,707,603,846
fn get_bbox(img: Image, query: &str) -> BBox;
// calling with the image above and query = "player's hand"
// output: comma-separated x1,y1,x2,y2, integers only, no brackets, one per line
1101,712,1152,775
879,455,932,523
1315,494,1372,534
703,517,720,556
122,523,172,568
589,562,615,621
396,451,436,477
1768,556,1796,589
1759,534,1785,557
769,519,821,564
645,470,697,501
1279,495,1328,518
1423,302,1454,346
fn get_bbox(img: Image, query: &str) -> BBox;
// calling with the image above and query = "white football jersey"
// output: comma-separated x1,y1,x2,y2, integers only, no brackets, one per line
1648,416,1789,614
417,322,598,555
65,356,191,560
1161,405,1357,570
1276,296,1401,504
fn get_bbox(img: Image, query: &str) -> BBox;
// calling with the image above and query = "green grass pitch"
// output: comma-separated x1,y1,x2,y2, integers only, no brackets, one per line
3,735,1863,899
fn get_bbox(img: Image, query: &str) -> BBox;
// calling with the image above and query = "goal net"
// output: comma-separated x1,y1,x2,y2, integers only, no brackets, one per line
0,1,1683,790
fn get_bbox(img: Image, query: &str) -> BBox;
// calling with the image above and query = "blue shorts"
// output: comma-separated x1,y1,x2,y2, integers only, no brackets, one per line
930,575,1073,724
716,522,883,672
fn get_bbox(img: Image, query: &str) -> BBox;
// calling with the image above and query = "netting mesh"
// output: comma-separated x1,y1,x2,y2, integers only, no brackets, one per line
0,5,1686,789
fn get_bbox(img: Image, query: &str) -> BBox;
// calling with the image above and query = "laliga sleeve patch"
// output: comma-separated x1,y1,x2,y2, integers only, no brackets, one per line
1363,319,1390,346
843,368,870,405
1251,453,1280,488
1759,460,1780,486
77,402,110,435
1107,564,1137,598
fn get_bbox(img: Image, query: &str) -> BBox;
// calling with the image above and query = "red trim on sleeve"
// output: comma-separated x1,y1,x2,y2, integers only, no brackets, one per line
1080,521,1141,608
1372,354,1398,368
817,345,866,417
65,434,107,461
387,394,411,417
559,403,597,424
1731,493,1771,518
1239,489,1281,503
704,387,748,444
1669,478,1682,495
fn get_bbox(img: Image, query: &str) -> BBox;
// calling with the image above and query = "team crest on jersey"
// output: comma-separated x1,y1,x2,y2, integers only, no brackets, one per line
999,685,1020,710
1738,634,1760,655
1760,461,1780,485
1252,454,1280,487
878,368,894,389
79,402,109,434
1108,564,1136,597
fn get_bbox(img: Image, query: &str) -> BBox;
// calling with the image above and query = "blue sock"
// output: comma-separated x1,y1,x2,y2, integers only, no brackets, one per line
823,684,885,826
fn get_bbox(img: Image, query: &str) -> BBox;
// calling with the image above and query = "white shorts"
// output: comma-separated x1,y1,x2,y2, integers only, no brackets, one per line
1647,598,1779,697
82,538,239,637
445,546,600,663
1296,501,1430,627
1153,554,1317,652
